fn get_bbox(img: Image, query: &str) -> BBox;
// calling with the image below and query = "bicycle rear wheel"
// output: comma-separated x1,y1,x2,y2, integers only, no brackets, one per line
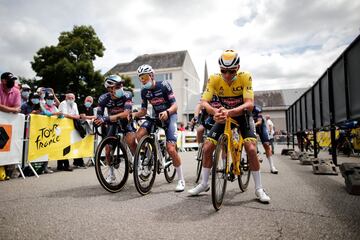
238,147,251,192
133,136,157,195
94,136,129,193
211,134,228,211
164,148,177,183
195,142,203,183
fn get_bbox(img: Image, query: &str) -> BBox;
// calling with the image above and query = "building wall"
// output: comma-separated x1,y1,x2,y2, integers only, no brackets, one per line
116,55,200,123
262,110,286,132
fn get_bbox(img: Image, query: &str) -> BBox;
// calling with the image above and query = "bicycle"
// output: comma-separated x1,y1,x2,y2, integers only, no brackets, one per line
132,116,177,195
94,120,133,193
194,120,214,183
211,115,251,211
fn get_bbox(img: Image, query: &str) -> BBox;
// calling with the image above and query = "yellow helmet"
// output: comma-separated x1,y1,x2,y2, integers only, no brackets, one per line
218,50,240,68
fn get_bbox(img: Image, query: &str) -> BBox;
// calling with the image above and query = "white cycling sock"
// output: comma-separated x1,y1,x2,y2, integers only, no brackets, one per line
252,171,263,190
267,156,274,169
201,167,211,187
176,166,184,181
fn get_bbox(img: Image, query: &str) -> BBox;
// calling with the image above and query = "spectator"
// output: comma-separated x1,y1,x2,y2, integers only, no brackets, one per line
21,92,41,115
41,93,62,117
0,72,21,179
39,93,64,174
20,84,31,105
79,96,96,121
0,72,21,114
58,92,85,169
36,87,60,107
265,115,275,154
78,96,96,167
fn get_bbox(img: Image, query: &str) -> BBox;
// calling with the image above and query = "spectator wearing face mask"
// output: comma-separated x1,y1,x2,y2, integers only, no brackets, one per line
20,84,31,105
41,93,62,117
0,72,21,114
36,87,60,107
21,93,42,115
58,92,83,169
79,96,96,120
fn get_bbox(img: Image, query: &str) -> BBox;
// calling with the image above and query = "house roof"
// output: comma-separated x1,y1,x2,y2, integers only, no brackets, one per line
107,50,188,75
254,88,307,109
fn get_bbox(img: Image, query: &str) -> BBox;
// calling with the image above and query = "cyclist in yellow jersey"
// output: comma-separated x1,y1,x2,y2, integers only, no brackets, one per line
188,50,270,203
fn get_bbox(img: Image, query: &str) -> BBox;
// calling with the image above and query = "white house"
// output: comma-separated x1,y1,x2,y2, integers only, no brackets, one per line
107,50,201,123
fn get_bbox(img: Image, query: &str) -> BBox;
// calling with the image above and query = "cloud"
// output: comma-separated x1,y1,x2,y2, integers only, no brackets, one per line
0,0,359,92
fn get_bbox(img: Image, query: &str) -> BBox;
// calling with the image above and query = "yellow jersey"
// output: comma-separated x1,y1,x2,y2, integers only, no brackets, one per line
202,72,254,109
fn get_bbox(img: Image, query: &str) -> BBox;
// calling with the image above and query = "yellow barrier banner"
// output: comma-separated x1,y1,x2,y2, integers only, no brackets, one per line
28,114,94,161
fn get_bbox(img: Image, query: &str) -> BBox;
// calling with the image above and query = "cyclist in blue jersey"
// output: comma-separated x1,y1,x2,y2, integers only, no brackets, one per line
94,75,137,183
253,105,278,174
132,64,185,192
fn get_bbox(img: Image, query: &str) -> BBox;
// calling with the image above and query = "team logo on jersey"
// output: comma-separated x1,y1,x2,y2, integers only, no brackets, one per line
110,107,124,114
221,97,243,107
219,86,224,95
232,86,243,93
150,97,165,105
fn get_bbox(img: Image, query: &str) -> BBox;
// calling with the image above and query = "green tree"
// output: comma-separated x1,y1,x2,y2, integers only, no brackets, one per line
31,25,105,98
119,74,135,93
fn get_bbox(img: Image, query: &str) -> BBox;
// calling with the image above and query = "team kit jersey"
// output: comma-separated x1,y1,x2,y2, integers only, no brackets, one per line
97,91,133,116
202,71,257,143
141,81,176,114
202,72,254,108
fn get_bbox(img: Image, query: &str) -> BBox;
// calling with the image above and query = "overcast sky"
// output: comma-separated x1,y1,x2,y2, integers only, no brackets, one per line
0,0,359,91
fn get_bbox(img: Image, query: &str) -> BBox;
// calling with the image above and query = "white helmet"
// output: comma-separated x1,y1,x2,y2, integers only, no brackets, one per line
137,64,154,77
218,50,240,69
104,75,123,88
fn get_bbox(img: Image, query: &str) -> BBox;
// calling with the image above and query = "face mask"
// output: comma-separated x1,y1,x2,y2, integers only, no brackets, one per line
31,98,40,105
142,81,153,90
115,88,124,98
66,99,74,105
6,79,15,89
84,102,92,108
22,91,30,98
46,100,54,106
40,93,45,99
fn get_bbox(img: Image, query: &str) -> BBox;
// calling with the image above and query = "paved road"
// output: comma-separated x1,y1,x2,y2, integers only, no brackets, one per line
1,145,360,240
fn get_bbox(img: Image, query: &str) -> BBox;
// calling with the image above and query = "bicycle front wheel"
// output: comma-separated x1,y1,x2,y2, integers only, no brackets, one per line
238,147,251,192
94,136,129,193
164,149,177,183
195,142,203,183
133,136,157,195
211,134,228,211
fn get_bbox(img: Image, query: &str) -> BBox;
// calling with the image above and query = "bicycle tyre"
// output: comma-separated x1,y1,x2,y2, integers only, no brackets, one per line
94,136,129,193
238,149,251,192
211,134,228,211
164,147,177,183
133,136,157,195
195,142,203,183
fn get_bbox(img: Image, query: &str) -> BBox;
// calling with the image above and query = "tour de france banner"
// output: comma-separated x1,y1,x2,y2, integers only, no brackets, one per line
28,114,94,162
0,112,25,166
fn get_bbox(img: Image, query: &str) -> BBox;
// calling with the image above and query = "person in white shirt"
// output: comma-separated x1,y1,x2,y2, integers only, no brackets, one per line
266,115,275,154
57,92,83,170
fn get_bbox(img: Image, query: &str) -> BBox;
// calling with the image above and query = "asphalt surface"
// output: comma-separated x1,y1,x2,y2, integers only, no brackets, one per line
1,145,360,240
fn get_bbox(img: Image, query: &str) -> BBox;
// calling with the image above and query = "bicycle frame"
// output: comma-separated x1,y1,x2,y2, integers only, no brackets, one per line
224,117,244,176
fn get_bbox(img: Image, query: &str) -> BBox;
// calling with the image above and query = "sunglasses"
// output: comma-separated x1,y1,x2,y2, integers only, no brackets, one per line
220,69,237,74
114,84,123,89
139,74,151,81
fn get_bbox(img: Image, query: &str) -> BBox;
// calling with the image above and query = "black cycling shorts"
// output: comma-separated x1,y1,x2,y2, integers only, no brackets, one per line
207,115,257,144
106,120,136,137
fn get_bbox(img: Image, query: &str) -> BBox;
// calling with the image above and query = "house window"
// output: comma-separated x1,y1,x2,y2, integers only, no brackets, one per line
165,73,172,80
